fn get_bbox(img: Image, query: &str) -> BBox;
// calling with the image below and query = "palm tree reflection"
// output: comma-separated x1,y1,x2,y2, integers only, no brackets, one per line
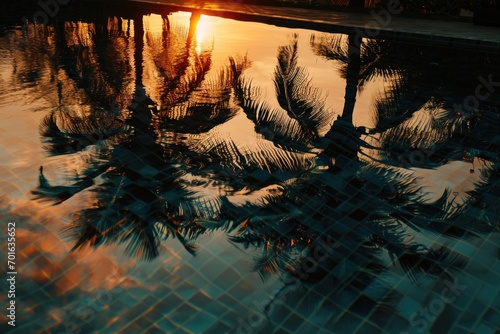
224,34,499,328
32,12,249,259
218,35,499,328
217,37,471,284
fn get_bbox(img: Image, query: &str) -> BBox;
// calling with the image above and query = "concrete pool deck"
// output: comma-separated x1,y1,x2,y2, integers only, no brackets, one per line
127,0,500,50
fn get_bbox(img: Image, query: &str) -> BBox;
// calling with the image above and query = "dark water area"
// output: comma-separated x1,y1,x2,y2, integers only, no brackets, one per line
1,2,499,333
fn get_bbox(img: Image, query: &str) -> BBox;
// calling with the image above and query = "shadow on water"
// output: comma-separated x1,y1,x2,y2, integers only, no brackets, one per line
2,2,500,332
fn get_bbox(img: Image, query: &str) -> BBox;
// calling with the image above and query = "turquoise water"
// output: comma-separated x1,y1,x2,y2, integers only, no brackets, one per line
1,3,499,334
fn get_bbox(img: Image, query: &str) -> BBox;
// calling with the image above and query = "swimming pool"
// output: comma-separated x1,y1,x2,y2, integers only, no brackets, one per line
1,2,499,333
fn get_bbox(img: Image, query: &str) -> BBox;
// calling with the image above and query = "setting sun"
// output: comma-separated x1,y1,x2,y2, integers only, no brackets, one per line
196,15,208,41
195,14,211,53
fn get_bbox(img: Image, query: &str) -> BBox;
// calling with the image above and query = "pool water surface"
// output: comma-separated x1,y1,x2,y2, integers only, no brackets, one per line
0,3,499,334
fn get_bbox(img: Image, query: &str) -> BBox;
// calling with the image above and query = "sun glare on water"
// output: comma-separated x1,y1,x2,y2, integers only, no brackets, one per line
195,15,211,54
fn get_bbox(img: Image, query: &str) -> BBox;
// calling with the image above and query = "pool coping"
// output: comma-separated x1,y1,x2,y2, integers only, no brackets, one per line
124,0,500,52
